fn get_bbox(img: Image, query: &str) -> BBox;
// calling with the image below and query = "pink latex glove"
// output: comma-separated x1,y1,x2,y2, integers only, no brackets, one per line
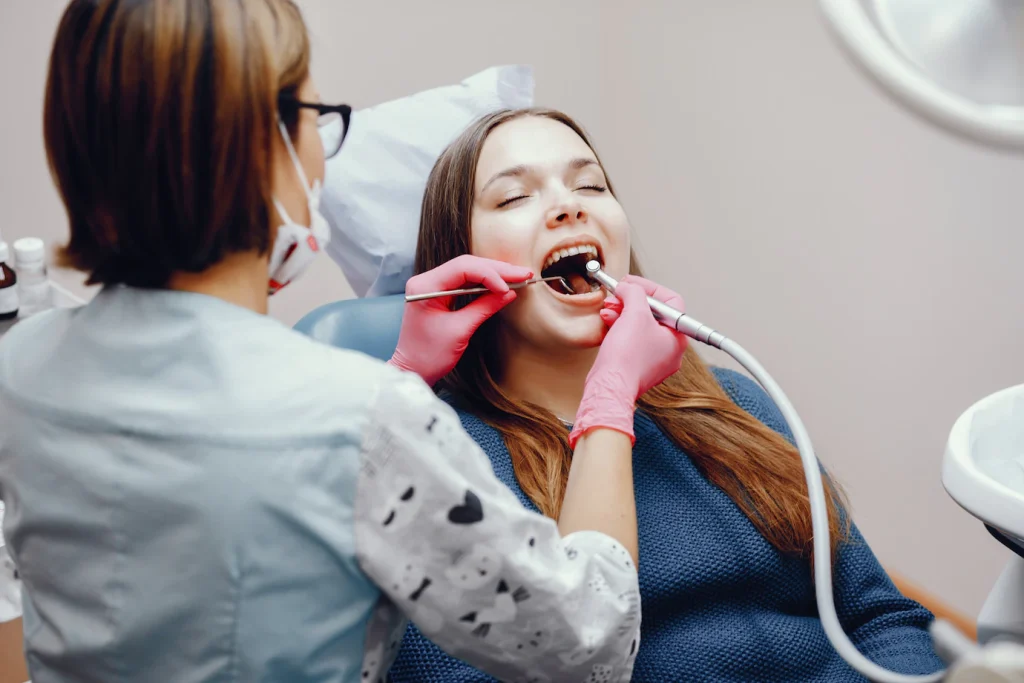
388,255,533,386
568,275,689,449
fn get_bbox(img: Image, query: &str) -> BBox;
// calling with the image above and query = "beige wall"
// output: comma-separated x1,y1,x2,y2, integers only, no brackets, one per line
2,0,1021,617
599,2,1024,620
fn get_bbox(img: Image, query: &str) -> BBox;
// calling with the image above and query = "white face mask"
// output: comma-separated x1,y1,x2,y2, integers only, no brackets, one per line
268,119,330,295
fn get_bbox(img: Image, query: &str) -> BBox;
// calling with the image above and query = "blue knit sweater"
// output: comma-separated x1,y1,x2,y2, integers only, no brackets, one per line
389,368,943,682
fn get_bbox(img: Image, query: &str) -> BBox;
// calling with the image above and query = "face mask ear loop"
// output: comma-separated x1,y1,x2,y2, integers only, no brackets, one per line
272,198,296,228
278,118,313,197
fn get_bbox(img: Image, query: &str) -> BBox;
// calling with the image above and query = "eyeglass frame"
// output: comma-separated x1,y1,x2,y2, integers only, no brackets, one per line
277,94,352,158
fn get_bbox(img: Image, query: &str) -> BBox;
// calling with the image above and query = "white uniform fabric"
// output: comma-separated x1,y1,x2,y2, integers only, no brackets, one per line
0,502,21,623
0,286,639,683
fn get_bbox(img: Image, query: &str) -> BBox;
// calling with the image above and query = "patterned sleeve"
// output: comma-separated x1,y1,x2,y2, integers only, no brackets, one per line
353,371,641,683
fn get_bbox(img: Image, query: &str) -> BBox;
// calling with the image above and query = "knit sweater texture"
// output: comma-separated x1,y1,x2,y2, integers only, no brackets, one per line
389,368,943,681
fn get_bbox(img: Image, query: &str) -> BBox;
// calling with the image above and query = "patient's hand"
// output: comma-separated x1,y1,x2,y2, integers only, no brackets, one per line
389,255,532,386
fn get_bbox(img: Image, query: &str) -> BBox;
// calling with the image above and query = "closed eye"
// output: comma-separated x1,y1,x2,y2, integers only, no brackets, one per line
497,195,529,208
497,183,604,208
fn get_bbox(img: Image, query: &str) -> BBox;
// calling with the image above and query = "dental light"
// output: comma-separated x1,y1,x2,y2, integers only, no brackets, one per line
818,0,1024,153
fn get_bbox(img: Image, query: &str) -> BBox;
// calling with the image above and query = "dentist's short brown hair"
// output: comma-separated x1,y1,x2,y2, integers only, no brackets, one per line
44,0,310,288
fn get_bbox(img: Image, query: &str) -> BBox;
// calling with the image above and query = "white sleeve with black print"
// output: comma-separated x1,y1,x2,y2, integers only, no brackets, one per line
353,371,641,683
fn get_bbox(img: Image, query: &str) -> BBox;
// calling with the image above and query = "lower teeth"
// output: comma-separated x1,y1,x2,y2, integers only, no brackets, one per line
544,271,604,295
560,281,602,296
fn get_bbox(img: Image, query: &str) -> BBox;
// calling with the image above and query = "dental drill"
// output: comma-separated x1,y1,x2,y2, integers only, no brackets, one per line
585,260,949,683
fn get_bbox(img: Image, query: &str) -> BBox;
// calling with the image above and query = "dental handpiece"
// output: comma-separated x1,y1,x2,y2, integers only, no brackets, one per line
584,260,727,349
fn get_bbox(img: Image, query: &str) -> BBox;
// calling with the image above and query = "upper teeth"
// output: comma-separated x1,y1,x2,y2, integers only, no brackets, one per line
543,244,599,271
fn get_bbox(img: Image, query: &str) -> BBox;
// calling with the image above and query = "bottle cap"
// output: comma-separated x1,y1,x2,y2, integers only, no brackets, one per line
13,238,44,266
0,242,7,263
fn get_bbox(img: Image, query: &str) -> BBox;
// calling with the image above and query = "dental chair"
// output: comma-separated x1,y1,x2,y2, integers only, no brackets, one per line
293,295,404,362
292,295,976,640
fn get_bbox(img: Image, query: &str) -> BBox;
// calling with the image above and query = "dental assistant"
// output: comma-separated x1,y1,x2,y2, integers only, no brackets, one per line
0,2,690,682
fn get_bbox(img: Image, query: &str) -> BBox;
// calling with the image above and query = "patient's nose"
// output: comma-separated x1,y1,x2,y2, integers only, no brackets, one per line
546,200,588,229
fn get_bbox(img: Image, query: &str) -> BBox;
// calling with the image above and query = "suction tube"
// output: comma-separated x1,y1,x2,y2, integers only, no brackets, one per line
585,260,946,683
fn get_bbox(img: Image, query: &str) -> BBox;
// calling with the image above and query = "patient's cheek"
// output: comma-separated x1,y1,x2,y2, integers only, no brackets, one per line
470,228,532,267
476,245,529,267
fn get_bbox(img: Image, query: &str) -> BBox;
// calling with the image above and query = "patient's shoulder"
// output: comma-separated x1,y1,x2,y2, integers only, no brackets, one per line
435,392,506,450
711,367,792,440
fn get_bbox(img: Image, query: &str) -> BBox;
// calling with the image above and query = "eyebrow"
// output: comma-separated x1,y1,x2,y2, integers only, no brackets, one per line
479,157,600,194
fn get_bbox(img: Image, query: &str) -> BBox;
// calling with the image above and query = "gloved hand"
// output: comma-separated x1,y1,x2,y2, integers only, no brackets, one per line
388,255,533,386
569,275,689,449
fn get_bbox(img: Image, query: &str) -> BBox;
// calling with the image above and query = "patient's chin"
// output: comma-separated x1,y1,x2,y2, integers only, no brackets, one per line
498,299,606,351
546,316,606,349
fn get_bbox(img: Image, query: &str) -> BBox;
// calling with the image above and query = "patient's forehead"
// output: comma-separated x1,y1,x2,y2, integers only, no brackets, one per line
474,117,599,193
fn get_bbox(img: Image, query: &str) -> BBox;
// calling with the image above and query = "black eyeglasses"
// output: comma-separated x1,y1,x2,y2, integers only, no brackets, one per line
279,96,352,159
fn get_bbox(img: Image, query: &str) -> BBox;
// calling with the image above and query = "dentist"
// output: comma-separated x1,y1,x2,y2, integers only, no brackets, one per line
0,1,686,682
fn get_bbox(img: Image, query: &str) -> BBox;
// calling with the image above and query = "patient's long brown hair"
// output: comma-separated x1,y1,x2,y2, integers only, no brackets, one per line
415,108,848,558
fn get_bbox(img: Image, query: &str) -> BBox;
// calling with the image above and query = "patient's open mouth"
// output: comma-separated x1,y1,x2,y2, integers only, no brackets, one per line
540,243,603,296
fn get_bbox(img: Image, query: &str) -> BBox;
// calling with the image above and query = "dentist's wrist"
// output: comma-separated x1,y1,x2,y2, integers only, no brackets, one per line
387,352,441,387
568,370,639,450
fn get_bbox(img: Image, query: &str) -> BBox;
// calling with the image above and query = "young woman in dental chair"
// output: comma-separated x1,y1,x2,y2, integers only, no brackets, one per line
387,108,945,682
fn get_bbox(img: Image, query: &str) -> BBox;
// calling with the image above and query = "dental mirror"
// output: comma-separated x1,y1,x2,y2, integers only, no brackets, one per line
819,0,1024,151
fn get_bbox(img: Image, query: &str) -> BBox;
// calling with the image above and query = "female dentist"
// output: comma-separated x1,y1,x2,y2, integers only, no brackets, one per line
0,1,689,682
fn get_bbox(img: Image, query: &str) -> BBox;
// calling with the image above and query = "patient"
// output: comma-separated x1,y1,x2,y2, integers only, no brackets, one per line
389,108,944,681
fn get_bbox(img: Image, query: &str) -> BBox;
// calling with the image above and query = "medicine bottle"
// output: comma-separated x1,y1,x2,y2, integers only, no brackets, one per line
0,241,17,321
12,237,51,318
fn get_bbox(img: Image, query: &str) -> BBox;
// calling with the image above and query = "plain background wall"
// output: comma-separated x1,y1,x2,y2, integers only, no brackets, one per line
1,0,1021,617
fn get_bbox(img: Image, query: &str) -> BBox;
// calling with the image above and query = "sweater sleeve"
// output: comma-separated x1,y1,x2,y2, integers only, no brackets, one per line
389,622,500,683
831,526,944,674
714,367,943,674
